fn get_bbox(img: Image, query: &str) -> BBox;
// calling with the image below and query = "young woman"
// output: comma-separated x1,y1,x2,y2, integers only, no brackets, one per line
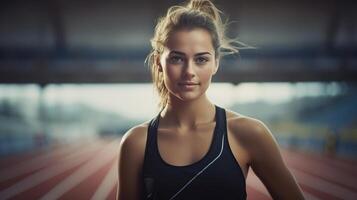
117,0,305,199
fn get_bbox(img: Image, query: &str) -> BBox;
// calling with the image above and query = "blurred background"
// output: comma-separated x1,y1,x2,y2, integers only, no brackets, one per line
0,0,356,199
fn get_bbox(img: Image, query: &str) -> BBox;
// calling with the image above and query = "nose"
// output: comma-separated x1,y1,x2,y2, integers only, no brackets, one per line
182,60,196,78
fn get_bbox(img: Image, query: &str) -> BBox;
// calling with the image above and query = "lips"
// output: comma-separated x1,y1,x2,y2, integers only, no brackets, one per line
178,82,199,85
178,81,199,90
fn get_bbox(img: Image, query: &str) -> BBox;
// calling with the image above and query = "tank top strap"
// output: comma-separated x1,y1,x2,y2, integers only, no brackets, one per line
143,112,161,171
214,105,227,138
144,105,226,171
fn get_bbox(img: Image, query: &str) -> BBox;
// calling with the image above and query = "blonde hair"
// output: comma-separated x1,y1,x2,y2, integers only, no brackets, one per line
146,0,241,110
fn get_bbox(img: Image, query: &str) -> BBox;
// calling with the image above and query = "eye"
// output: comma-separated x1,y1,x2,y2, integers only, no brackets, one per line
168,56,184,64
195,57,209,65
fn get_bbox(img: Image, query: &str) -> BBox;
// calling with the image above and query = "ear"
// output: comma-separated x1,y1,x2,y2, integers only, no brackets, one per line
156,55,163,72
212,59,220,75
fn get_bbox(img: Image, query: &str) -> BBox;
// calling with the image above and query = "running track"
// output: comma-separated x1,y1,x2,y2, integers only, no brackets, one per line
0,137,356,200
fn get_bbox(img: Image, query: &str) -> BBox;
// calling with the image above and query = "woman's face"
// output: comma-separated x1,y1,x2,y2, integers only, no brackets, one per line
158,28,219,102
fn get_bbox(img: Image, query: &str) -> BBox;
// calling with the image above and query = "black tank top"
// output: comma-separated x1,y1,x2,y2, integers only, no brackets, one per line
142,105,247,200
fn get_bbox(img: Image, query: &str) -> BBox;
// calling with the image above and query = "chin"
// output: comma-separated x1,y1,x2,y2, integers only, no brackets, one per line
174,90,206,102
167,84,209,102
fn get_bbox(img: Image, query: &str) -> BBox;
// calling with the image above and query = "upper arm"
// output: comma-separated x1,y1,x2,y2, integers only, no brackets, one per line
244,119,305,199
117,125,147,200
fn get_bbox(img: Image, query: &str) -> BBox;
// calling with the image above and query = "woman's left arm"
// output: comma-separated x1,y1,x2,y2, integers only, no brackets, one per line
247,119,305,200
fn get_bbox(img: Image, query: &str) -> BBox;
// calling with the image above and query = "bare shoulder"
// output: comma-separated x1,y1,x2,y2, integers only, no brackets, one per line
225,108,280,164
225,109,305,199
118,121,150,200
121,122,149,145
119,121,150,157
225,109,272,148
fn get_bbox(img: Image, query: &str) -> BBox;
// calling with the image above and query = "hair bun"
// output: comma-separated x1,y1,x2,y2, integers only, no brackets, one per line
187,0,220,21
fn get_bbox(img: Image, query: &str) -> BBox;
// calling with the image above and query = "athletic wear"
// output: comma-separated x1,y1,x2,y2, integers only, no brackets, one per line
142,105,247,200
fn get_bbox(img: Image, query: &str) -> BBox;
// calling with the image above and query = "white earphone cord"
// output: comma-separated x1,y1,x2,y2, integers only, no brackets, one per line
169,134,225,200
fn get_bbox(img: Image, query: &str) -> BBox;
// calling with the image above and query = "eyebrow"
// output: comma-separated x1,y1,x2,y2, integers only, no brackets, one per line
169,51,212,56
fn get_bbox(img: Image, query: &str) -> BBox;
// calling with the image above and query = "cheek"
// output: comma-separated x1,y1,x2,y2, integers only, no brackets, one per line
165,66,176,78
164,66,177,77
198,67,215,82
163,65,181,86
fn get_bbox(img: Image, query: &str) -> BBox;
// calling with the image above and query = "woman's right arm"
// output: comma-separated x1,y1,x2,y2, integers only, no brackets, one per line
117,125,147,200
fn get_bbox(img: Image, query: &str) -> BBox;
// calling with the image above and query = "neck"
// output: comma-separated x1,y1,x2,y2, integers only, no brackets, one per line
160,94,216,129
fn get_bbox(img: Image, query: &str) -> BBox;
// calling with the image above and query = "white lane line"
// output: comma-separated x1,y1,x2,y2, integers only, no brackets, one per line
0,142,104,200
0,142,86,182
90,161,117,200
283,151,357,190
40,140,120,200
291,168,357,200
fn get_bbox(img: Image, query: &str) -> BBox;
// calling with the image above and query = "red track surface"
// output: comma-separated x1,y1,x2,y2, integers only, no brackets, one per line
0,138,356,200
